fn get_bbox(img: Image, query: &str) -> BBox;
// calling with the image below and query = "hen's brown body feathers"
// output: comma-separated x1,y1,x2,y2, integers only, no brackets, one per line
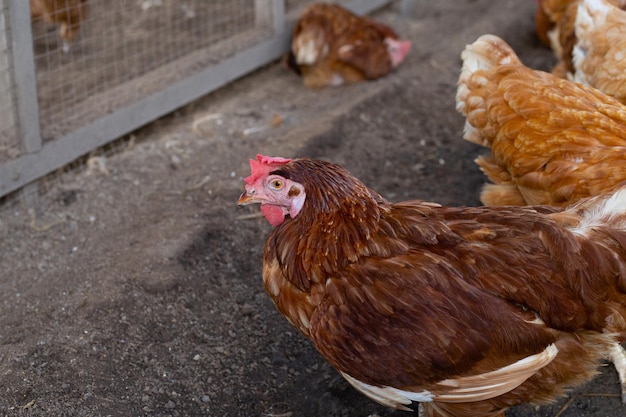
239,156,626,416
456,34,626,208
30,0,88,50
287,3,410,88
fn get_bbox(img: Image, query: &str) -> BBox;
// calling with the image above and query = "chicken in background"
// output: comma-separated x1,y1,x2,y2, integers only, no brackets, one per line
534,0,626,78
535,0,577,47
535,0,562,46
535,0,580,76
239,154,626,416
571,0,626,104
456,33,626,401
30,0,88,53
286,2,411,88
456,33,626,208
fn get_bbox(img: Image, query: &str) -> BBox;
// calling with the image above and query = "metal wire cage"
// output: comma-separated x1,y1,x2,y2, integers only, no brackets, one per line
31,0,264,141
0,0,390,201
0,0,19,162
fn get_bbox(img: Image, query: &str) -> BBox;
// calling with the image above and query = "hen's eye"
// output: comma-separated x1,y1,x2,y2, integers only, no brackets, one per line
269,179,284,190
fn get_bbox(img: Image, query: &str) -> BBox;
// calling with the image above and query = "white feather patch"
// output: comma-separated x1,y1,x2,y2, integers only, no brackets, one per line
579,0,611,27
340,344,558,409
572,0,612,83
434,344,558,403
340,372,432,411
609,342,626,387
572,187,626,236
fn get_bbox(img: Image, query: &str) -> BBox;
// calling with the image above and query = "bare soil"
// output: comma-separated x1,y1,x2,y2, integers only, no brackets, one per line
1,1,624,416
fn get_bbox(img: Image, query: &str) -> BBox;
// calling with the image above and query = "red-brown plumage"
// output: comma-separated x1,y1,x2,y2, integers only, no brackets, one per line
286,3,411,88
239,155,626,416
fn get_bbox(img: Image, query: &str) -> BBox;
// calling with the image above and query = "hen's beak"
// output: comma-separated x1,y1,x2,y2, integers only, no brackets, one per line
238,190,260,207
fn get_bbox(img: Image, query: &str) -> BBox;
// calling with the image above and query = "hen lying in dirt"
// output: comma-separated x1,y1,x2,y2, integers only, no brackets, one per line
238,154,626,416
286,2,411,88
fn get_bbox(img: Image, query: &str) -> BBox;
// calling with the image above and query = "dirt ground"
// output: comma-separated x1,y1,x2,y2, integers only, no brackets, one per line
1,1,625,416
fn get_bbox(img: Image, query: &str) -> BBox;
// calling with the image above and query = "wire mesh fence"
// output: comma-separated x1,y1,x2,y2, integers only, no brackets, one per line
32,0,264,141
0,0,19,162
0,0,391,209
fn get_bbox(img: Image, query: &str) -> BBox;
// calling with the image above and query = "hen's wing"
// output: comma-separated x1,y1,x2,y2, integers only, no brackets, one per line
308,202,619,414
456,34,626,207
334,29,392,80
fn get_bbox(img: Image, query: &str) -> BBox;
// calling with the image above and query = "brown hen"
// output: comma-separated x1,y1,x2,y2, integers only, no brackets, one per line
30,0,88,53
286,2,411,88
456,33,626,402
239,154,626,416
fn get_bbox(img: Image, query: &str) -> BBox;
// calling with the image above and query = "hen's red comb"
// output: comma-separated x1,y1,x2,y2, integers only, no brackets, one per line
244,154,292,185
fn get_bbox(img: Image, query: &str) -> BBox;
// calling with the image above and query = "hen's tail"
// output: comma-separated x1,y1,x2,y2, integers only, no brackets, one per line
456,34,522,147
459,34,521,75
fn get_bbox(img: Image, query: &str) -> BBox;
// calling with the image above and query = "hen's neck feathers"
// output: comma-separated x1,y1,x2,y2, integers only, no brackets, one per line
271,159,383,223
267,159,387,290
263,158,626,333
266,159,462,293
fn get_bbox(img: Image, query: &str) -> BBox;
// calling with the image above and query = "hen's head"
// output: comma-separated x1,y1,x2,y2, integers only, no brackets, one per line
238,155,306,227
239,155,386,230
385,38,411,67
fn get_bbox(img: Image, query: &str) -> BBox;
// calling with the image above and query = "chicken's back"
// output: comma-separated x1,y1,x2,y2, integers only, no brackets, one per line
573,0,626,103
456,34,626,207
292,3,399,63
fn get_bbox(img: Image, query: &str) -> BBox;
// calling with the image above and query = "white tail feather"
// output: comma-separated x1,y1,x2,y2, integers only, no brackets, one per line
340,344,558,408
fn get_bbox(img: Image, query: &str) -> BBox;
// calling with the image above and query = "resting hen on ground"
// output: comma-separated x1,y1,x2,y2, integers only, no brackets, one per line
286,2,411,88
570,0,626,104
456,33,626,401
30,0,88,53
238,154,626,416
